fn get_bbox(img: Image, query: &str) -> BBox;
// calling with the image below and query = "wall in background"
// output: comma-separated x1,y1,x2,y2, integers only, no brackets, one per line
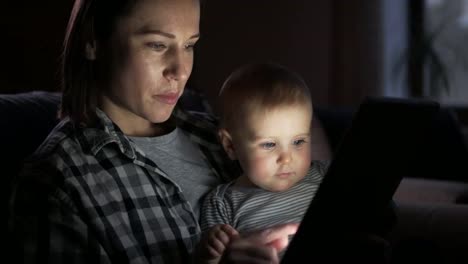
191,0,388,110
329,0,383,107
189,0,333,112
1,2,73,94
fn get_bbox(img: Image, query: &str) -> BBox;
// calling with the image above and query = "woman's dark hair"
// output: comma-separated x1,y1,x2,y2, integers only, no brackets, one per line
60,0,137,126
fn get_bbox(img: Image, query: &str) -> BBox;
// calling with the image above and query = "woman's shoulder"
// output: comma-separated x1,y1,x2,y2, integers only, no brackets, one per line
174,88,221,137
28,119,78,161
15,120,80,198
16,118,120,196
25,118,109,173
174,107,219,133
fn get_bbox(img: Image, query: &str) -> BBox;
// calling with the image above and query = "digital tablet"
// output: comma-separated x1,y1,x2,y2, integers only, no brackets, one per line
281,97,440,263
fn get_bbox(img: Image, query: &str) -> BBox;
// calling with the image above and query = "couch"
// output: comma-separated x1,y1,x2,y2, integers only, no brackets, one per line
2,91,468,263
316,100,468,264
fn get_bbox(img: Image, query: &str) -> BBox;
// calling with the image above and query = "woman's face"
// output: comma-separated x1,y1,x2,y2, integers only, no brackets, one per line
98,0,200,136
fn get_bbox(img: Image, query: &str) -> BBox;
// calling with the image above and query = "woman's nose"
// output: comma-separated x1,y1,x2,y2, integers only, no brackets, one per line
163,50,190,82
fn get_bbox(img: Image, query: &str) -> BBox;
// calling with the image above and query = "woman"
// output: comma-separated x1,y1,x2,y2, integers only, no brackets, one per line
9,0,296,263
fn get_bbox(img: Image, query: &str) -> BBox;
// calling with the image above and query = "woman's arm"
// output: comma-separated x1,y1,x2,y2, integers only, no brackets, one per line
9,160,111,264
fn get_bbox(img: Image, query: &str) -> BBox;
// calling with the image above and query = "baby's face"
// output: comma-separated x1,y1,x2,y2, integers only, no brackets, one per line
233,104,313,192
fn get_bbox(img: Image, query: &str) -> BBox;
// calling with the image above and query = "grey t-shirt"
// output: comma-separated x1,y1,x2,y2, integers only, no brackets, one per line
130,128,220,219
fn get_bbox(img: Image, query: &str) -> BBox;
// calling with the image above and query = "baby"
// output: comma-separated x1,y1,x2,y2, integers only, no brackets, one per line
196,62,327,263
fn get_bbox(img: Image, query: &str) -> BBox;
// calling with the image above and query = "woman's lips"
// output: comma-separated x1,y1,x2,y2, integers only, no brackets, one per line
154,92,179,105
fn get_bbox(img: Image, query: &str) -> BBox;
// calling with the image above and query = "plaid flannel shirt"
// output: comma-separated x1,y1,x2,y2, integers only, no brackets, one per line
9,107,238,264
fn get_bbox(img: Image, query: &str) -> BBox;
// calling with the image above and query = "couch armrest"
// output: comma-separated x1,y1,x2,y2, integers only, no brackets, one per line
390,202,468,264
394,178,468,205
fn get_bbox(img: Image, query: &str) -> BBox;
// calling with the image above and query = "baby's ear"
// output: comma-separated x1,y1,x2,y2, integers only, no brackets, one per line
218,129,237,160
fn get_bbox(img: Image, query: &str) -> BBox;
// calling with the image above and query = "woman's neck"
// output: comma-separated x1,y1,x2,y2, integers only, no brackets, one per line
98,94,175,137
125,121,175,137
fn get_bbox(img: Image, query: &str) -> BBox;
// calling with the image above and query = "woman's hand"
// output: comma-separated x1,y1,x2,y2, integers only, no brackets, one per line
220,223,299,264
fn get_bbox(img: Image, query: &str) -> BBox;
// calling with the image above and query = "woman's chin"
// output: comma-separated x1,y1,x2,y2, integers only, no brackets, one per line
151,115,171,124
148,109,173,123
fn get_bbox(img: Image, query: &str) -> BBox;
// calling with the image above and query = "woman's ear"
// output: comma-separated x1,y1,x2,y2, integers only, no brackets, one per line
85,41,97,60
218,128,237,160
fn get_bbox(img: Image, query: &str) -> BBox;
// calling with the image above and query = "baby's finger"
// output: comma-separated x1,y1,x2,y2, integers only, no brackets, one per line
242,223,299,252
208,236,227,256
216,225,238,245
219,224,239,237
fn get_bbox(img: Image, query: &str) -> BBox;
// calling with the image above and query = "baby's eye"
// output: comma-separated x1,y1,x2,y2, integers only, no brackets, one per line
260,142,276,149
293,139,307,146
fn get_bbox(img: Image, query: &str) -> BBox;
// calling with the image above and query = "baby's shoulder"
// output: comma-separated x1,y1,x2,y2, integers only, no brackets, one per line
311,160,330,175
205,181,235,200
302,160,330,183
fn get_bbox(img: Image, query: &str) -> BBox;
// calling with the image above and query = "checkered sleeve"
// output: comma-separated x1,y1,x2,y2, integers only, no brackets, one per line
10,159,111,264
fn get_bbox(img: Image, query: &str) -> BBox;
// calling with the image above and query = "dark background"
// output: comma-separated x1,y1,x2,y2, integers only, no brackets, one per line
0,1,397,110
1,2,73,94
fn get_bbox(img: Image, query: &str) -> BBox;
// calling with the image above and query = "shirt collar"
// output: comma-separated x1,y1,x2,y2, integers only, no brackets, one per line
82,108,136,159
83,107,227,169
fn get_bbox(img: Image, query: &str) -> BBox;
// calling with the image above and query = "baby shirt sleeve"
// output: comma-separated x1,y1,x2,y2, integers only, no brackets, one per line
200,184,233,232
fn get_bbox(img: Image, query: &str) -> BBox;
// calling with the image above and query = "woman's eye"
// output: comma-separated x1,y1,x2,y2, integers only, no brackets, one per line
147,42,166,51
260,142,276,149
185,42,196,50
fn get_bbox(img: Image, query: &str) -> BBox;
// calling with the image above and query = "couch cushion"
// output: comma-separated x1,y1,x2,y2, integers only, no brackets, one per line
0,91,61,177
0,91,61,232
390,202,468,264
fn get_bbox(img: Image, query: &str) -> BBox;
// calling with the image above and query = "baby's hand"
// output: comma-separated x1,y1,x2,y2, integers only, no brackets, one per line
195,224,239,264
219,223,299,264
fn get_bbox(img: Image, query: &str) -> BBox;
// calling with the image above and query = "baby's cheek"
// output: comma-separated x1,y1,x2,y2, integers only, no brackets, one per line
298,149,312,172
299,161,311,176
249,157,273,179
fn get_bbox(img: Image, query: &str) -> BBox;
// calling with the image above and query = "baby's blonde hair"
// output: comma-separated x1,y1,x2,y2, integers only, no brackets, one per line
219,62,312,132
